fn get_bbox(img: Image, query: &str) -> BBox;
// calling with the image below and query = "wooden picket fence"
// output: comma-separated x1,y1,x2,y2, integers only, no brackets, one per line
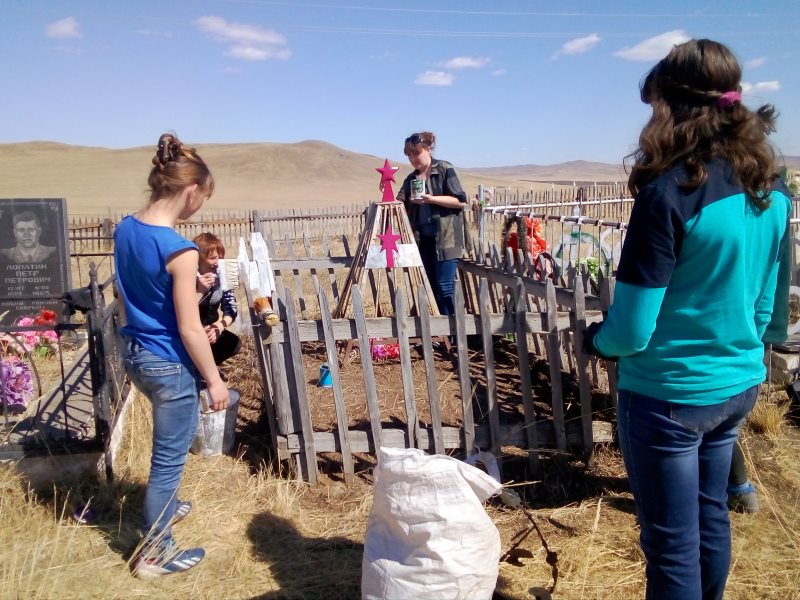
245,231,616,483
59,188,800,484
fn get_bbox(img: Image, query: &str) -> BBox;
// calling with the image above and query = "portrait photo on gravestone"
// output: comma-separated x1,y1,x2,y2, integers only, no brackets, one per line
0,199,71,324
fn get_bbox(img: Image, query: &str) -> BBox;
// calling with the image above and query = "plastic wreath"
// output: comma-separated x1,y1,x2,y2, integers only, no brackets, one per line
0,355,34,413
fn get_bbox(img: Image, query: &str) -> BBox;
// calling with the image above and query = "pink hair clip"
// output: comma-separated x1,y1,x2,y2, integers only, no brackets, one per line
717,91,741,110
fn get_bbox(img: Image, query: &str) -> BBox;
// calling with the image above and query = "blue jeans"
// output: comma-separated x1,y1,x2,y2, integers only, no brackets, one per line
618,386,758,600
123,338,200,547
418,236,459,316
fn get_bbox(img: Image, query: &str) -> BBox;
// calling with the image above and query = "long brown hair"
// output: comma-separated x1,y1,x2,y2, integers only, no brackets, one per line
626,39,778,209
147,133,214,204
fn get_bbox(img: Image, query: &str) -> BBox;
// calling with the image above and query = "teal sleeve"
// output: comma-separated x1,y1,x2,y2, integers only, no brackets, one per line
761,223,791,344
594,281,667,357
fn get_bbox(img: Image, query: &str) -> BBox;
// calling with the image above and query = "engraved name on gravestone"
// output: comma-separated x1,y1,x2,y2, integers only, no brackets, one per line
0,199,72,324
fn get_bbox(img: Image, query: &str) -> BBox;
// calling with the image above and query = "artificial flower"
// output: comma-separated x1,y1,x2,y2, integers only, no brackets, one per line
0,355,34,412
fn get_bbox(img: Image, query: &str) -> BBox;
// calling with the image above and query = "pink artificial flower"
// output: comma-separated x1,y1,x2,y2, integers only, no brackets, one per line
372,344,388,361
40,330,58,344
11,314,58,355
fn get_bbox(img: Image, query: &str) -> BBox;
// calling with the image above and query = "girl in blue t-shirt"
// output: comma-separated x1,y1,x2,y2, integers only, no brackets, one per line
114,133,230,579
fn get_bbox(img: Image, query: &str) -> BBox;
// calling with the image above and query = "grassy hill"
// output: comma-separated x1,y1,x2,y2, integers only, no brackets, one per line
0,141,626,215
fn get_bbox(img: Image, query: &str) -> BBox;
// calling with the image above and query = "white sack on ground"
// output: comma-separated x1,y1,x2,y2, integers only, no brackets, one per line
362,446,503,600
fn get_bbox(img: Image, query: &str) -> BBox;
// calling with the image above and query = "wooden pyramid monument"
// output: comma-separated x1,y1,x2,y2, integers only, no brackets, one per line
332,159,439,319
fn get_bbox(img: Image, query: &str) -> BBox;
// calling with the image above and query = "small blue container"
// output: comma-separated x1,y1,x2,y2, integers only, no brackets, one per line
319,363,333,388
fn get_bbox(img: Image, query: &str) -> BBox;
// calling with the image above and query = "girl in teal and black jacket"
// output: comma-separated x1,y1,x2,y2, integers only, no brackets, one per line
584,39,791,600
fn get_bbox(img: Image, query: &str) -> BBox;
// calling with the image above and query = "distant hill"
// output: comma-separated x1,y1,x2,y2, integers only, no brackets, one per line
3,141,791,215
0,140,554,215
468,160,627,185
781,155,800,170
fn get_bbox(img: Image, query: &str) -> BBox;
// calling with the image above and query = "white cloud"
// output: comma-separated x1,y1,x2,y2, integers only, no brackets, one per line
614,30,690,62
491,68,507,77
741,80,780,94
414,71,454,86
46,17,81,39
552,34,601,59
194,15,290,61
439,56,490,69
226,44,290,61
744,56,767,69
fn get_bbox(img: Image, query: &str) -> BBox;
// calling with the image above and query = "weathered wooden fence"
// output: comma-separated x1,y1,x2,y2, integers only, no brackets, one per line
49,188,799,484
245,227,616,483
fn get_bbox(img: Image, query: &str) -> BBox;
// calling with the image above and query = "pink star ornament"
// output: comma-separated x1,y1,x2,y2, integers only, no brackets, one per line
377,224,402,268
377,159,400,203
376,159,399,184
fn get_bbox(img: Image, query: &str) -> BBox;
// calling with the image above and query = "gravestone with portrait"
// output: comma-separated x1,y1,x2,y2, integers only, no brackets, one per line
0,199,72,325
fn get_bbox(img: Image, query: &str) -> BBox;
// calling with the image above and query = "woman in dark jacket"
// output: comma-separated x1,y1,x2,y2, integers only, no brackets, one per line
396,131,467,315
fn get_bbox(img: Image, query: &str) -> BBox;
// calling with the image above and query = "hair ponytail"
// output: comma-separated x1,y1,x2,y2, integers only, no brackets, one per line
147,132,214,204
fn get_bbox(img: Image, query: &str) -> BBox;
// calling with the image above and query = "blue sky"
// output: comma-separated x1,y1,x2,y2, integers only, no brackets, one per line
1,1,797,167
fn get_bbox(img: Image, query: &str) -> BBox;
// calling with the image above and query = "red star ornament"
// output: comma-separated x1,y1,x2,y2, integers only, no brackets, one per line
377,223,402,268
376,159,399,184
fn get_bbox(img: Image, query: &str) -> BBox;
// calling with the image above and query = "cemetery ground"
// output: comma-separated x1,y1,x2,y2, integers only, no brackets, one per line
1,336,799,599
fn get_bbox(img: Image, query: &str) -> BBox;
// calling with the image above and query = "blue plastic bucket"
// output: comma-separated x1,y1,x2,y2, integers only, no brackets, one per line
319,363,333,388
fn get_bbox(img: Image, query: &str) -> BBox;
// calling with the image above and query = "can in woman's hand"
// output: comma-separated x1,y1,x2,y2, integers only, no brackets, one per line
411,178,425,200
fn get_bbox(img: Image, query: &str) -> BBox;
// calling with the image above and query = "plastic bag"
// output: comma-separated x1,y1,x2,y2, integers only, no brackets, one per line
362,446,502,600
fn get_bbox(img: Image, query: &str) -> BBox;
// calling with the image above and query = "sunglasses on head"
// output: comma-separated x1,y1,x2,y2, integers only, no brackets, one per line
405,134,424,145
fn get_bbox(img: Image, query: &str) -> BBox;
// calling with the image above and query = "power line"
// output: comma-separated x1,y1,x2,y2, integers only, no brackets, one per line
275,25,800,38
226,0,799,20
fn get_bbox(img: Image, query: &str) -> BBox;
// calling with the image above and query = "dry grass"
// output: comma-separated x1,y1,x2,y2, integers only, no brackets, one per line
747,390,793,435
1,385,799,599
0,391,368,599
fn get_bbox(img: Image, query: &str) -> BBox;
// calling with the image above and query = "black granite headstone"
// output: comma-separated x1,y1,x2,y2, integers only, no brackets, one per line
0,199,72,324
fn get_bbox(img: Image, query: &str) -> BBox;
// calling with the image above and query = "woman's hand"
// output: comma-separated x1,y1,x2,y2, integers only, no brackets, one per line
207,379,230,411
410,194,431,205
203,323,224,344
197,272,215,293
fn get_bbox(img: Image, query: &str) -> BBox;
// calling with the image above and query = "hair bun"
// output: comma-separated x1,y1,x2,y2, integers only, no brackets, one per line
154,134,181,166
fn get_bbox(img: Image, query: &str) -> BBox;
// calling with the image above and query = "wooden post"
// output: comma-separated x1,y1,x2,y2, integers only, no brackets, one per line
395,289,420,448
570,275,594,459
282,287,318,484
514,278,540,475
454,281,475,453
418,291,444,454
316,282,355,483
545,280,567,456
479,278,501,455
352,286,384,451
